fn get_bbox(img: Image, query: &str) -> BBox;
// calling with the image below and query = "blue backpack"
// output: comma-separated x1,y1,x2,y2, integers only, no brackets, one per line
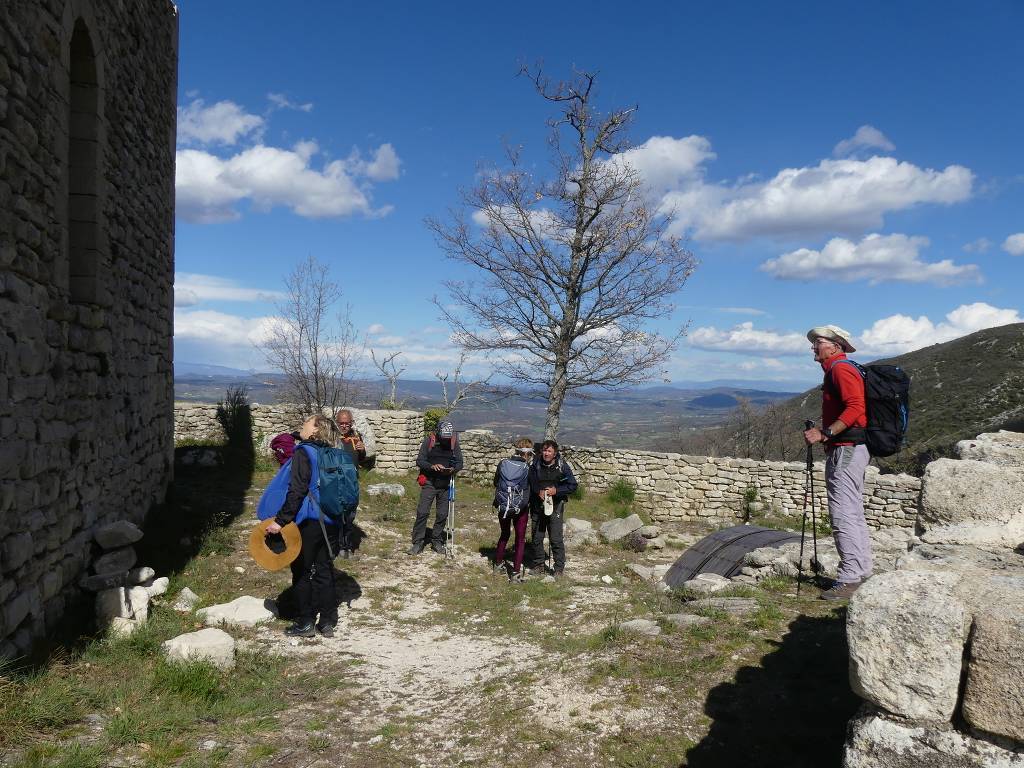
494,458,529,518
256,444,359,523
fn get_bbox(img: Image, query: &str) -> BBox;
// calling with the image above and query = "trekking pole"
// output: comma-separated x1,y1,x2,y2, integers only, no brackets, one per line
445,473,456,560
797,420,814,596
806,421,820,578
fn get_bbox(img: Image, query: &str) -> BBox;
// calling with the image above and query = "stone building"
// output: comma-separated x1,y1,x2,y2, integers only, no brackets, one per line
1,1,178,655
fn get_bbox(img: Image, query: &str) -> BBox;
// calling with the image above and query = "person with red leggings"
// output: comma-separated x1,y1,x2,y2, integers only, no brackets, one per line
492,438,534,582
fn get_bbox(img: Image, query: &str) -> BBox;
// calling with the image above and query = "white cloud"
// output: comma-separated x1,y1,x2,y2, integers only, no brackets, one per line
688,322,807,356
761,233,981,285
176,141,399,223
859,302,1023,356
833,125,896,158
963,237,992,254
614,135,715,194
267,92,314,112
1003,233,1024,256
347,144,402,182
174,308,278,345
367,323,386,335
177,99,264,146
717,307,768,316
174,273,283,304
661,155,973,241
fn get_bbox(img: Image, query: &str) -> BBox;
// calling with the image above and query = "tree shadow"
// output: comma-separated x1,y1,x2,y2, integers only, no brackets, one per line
684,609,859,768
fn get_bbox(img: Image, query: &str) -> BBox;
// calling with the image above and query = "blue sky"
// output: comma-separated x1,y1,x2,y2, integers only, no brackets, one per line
172,0,1024,389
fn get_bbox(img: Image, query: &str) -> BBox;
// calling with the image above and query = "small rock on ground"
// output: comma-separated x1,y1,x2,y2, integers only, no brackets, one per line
173,587,201,612
688,597,760,615
197,595,276,628
162,627,236,670
663,613,712,629
367,483,406,497
619,618,662,636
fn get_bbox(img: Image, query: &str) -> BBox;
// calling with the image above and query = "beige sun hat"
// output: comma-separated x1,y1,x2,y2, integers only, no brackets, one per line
806,324,856,353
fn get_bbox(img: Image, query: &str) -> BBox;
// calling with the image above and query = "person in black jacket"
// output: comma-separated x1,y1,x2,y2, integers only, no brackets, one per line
528,439,578,579
408,420,463,555
264,414,343,638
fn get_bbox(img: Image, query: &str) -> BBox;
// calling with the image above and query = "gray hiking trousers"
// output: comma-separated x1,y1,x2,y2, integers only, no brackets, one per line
825,443,873,583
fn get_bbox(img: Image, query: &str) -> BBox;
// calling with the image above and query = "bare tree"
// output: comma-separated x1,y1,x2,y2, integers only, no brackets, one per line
371,349,406,408
261,255,362,414
434,352,510,413
426,68,697,438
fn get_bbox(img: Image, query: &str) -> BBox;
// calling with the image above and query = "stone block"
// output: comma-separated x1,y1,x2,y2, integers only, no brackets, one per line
919,459,1024,548
847,571,968,722
162,628,235,671
599,514,644,543
93,546,136,575
962,607,1024,743
618,618,661,636
196,596,276,628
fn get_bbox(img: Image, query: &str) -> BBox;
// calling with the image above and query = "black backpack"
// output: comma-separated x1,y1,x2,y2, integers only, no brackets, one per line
828,360,911,457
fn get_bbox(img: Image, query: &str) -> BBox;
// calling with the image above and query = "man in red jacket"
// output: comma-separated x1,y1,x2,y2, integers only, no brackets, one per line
803,324,872,601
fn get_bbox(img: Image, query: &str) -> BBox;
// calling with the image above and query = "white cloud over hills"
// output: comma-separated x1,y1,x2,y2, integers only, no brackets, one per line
1003,233,1024,256
175,96,400,223
761,233,981,286
615,135,973,242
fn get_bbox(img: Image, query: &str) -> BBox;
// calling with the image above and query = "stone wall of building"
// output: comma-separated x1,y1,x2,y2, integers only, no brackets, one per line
1,1,178,656
174,402,423,476
457,429,920,529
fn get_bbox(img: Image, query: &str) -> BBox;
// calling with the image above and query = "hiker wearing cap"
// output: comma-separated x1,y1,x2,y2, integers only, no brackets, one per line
528,439,578,579
408,420,464,555
264,414,344,637
803,325,872,601
492,438,534,581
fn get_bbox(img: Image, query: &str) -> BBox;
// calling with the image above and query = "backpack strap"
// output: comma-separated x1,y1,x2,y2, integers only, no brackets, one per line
299,444,338,560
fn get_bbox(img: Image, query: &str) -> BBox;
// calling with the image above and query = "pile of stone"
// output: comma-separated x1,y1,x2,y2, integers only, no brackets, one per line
82,521,168,637
843,431,1024,767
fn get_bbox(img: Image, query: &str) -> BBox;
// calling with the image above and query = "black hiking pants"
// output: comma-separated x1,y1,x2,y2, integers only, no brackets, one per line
530,499,566,570
412,483,450,549
291,519,339,627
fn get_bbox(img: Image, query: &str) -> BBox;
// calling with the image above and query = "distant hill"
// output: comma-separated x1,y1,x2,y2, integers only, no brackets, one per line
682,323,1024,474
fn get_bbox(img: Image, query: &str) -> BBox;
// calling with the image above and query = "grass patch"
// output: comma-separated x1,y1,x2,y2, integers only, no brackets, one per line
607,478,636,506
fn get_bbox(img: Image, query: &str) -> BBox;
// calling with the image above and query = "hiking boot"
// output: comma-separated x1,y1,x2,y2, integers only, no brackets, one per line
407,543,425,556
492,561,507,576
432,543,447,555
337,548,351,560
284,621,315,638
553,568,565,581
510,568,525,584
820,581,862,601
316,623,335,638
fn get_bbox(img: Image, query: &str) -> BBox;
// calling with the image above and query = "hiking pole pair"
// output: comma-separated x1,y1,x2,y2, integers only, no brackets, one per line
796,420,821,596
444,473,456,560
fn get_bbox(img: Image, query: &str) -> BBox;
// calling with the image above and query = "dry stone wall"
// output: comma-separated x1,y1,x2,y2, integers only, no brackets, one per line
174,402,423,476
457,429,920,529
1,2,178,656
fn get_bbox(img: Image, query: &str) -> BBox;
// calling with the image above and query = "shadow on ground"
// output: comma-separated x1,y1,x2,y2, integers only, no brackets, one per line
685,610,858,768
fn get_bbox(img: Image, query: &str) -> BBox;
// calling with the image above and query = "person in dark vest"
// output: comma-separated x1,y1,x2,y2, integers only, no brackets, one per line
528,439,578,579
408,420,463,555
803,324,872,601
334,408,365,558
492,438,534,581
264,414,344,637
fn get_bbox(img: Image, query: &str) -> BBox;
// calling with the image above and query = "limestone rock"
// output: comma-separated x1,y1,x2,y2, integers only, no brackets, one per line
94,521,143,550
162,628,235,670
650,564,672,582
144,576,169,597
96,585,149,625
599,514,644,543
688,597,758,615
127,566,155,585
564,518,594,535
173,587,200,612
843,712,1024,768
744,546,783,568
680,573,731,595
663,613,711,629
956,431,1024,471
127,587,150,623
637,525,661,539
626,564,654,581
618,618,661,636
919,459,1024,549
93,547,137,575
366,483,405,497
108,617,139,639
847,571,968,722
196,596,276,628
962,601,1024,743
645,536,666,550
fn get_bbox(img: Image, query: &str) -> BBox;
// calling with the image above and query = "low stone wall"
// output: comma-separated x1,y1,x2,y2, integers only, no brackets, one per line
458,430,920,529
173,402,422,477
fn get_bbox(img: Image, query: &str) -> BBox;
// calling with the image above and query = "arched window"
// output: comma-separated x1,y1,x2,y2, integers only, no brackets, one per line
67,18,101,304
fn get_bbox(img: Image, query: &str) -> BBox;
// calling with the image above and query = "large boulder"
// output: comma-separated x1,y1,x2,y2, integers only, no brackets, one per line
94,521,143,550
961,580,1024,743
599,514,644,543
196,596,276,628
918,459,1024,549
162,628,235,671
844,711,1024,768
955,430,1024,472
847,571,968,722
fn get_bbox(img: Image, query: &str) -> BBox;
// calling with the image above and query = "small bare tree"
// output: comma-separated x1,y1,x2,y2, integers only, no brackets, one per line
261,255,362,414
427,68,697,438
435,352,509,412
371,349,406,409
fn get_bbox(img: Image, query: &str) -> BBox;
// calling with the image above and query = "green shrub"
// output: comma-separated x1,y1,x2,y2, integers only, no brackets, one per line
607,478,635,506
569,482,585,501
423,407,449,436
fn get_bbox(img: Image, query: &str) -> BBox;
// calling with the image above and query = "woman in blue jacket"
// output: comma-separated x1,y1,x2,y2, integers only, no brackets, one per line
264,414,343,638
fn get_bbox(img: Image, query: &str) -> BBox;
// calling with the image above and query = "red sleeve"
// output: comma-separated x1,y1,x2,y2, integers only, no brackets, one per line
832,364,867,428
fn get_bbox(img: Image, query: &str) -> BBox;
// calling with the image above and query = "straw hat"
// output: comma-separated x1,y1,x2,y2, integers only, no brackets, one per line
248,520,302,571
806,324,856,353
